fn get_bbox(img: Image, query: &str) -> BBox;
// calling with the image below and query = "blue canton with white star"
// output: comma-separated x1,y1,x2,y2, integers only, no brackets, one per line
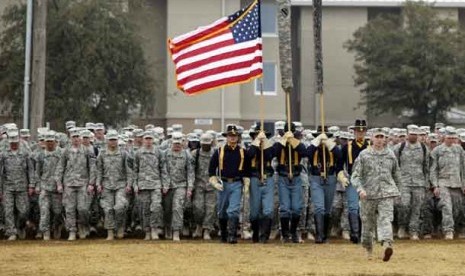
229,2,261,43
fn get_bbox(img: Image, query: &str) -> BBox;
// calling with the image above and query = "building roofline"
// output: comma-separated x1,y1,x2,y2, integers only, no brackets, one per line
291,0,465,8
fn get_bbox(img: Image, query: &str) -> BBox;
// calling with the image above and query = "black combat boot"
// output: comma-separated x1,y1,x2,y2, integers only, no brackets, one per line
228,217,239,244
349,213,360,244
219,219,228,243
323,214,331,243
290,215,301,243
280,217,290,243
251,220,260,243
314,214,325,244
259,218,272,243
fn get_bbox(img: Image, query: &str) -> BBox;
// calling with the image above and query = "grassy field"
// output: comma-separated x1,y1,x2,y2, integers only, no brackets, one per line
1,239,464,276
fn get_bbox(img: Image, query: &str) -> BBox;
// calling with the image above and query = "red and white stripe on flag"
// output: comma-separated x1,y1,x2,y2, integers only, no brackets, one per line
168,0,262,95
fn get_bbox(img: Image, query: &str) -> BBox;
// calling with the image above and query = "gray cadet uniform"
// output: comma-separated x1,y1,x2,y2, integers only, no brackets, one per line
351,142,400,252
133,141,163,233
393,133,429,236
430,141,465,236
36,144,63,234
56,144,96,234
161,135,195,233
96,147,132,232
0,136,35,237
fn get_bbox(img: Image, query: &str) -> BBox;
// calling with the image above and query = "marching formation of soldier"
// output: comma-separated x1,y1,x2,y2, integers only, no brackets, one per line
1,119,464,262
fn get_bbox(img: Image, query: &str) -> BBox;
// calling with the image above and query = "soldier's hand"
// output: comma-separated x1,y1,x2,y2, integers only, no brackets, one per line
337,171,349,188
433,187,440,198
134,186,139,194
284,131,294,140
162,188,169,195
358,190,367,200
28,187,35,197
125,185,132,194
57,184,63,194
187,188,193,199
87,185,95,195
35,187,41,195
96,185,103,194
257,131,266,140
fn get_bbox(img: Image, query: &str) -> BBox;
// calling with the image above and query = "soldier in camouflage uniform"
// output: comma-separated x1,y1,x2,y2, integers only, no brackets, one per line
430,127,465,240
96,130,132,240
191,133,216,240
133,131,163,240
161,132,194,241
35,131,63,240
128,129,144,233
392,125,429,240
1,129,35,240
56,128,96,241
351,128,400,262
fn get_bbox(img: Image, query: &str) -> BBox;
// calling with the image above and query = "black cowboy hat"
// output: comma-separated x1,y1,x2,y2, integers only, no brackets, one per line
349,119,367,131
249,123,272,138
284,122,296,133
314,126,333,138
222,124,240,137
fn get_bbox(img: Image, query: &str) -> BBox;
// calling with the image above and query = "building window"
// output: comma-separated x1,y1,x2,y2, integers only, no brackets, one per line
255,62,277,96
261,1,277,36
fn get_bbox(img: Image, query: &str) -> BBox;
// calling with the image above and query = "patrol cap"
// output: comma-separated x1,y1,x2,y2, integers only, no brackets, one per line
396,129,407,137
145,124,155,131
407,125,421,135
459,133,465,143
172,132,183,144
206,130,217,137
143,130,155,139
444,126,457,137
193,129,204,137
106,129,119,140
200,133,213,145
38,133,46,141
85,122,95,130
167,127,173,136
456,128,465,135
371,128,387,137
80,129,92,138
428,133,439,142
420,126,430,134
7,128,20,143
187,133,199,142
45,131,56,142
69,127,80,137
20,129,30,138
94,123,105,130
438,127,446,135
435,122,445,130
133,129,144,138
274,121,285,130
172,124,183,133
65,121,76,130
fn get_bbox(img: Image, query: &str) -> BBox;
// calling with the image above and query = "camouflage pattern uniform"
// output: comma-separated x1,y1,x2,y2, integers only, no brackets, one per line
1,146,35,237
351,147,400,251
161,149,194,233
36,147,63,234
133,146,163,233
393,141,429,237
56,146,96,234
96,148,132,232
430,143,465,236
191,148,216,233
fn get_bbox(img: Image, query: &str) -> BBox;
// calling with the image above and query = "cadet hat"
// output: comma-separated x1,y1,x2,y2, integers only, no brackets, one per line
200,133,213,145
7,128,20,142
85,122,95,131
65,121,76,130
69,127,80,137
187,133,199,142
420,126,430,134
80,129,92,138
407,125,421,135
249,122,271,138
94,123,105,130
274,121,285,130
222,124,240,137
172,124,183,133
20,129,31,138
171,132,183,144
371,128,387,137
350,119,367,132
435,122,445,130
193,129,204,137
106,129,119,140
145,124,155,131
444,126,457,137
143,130,155,139
428,133,439,142
45,131,56,142
133,129,144,138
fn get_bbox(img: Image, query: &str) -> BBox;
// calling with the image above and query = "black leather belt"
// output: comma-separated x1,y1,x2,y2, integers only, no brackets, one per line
221,177,242,183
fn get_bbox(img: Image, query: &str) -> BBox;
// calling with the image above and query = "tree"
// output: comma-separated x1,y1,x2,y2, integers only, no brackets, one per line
344,1,465,126
0,0,154,129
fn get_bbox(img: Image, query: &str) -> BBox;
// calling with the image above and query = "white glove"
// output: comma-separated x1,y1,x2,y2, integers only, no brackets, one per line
280,131,294,146
311,133,328,147
209,176,224,191
324,138,336,151
337,171,349,188
257,131,266,140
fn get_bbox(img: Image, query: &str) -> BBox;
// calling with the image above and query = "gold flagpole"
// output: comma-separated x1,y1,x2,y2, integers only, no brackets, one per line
259,79,265,183
286,91,293,179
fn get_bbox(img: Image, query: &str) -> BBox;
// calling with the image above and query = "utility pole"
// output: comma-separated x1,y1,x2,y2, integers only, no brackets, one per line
30,0,47,136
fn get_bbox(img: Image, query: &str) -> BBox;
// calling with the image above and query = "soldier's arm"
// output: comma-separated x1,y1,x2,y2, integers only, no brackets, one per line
35,153,43,190
124,152,133,188
96,153,103,188
429,148,439,188
424,147,431,184
186,151,195,190
390,152,401,187
54,150,66,185
350,154,364,194
208,149,219,177
26,153,36,188
160,151,170,190
133,151,140,189
88,153,97,186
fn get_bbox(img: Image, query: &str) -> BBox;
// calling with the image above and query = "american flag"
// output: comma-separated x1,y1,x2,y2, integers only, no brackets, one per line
168,0,262,95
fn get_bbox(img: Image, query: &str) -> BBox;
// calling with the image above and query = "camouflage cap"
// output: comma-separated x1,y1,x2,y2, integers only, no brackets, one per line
420,126,430,134
65,121,76,130
94,123,105,130
7,128,20,142
133,129,144,137
435,122,445,130
38,133,46,141
187,133,199,142
69,127,80,137
274,121,285,130
445,126,457,137
145,124,155,131
172,124,183,133
20,128,31,137
407,125,421,135
45,131,56,142
193,129,204,137
167,127,173,136
143,130,155,139
293,121,304,132
371,128,387,137
396,129,407,137
80,129,92,138
428,133,439,142
172,132,183,144
200,133,213,144
106,129,119,140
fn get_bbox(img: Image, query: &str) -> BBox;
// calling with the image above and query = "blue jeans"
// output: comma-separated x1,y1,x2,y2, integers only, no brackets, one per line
310,175,337,215
278,176,303,218
346,181,360,215
249,176,274,221
217,181,242,220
